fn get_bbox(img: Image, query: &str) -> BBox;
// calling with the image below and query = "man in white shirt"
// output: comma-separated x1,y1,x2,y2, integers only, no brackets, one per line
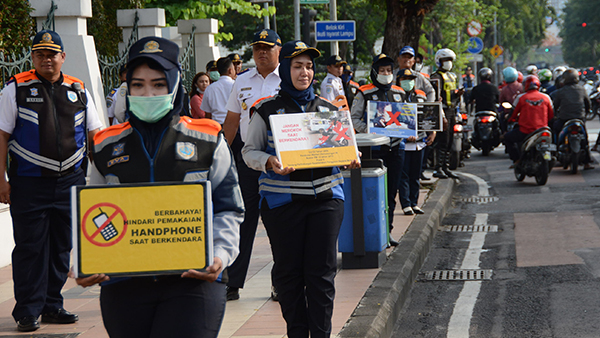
200,57,237,124
222,29,281,301
320,55,346,102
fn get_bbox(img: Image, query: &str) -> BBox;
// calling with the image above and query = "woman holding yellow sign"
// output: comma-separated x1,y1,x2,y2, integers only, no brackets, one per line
242,40,360,338
75,37,244,338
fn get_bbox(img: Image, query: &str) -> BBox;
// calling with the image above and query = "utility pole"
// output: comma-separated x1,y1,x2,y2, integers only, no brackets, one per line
493,12,498,86
330,0,338,55
264,2,270,29
294,0,300,40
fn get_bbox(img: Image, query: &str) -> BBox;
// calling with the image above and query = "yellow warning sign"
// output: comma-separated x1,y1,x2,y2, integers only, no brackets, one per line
490,44,504,59
72,182,212,277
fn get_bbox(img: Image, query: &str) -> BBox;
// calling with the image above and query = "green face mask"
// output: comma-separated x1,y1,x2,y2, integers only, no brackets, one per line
400,79,415,92
209,71,220,81
128,76,179,123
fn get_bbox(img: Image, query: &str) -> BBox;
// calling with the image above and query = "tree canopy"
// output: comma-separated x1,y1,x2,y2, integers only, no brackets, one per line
0,0,35,56
560,0,600,67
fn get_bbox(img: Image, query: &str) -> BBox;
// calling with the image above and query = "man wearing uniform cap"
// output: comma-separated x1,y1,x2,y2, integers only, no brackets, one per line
0,30,103,332
320,55,347,102
222,29,282,301
396,46,435,102
206,60,219,82
341,63,360,107
228,53,243,74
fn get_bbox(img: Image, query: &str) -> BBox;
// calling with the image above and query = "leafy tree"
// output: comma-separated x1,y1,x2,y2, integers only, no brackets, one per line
144,0,275,43
88,0,144,57
560,0,600,67
0,0,35,56
381,0,440,60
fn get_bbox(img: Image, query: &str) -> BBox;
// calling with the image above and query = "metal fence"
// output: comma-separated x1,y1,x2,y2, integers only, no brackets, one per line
179,25,197,93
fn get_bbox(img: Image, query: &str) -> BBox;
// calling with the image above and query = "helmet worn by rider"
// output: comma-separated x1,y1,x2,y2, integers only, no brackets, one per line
562,68,579,85
538,69,552,82
517,71,524,83
552,66,566,80
523,75,541,91
503,67,518,83
434,48,456,69
525,64,538,75
479,67,493,82
369,53,395,86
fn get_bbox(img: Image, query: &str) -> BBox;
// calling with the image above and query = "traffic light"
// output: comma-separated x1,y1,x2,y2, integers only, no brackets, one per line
302,9,317,47
582,22,587,27
544,48,549,52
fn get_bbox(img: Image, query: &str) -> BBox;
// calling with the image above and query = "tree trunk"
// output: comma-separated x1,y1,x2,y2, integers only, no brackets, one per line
382,0,439,63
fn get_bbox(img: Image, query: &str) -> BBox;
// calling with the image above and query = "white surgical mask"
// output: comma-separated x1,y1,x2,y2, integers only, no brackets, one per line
377,73,394,85
415,63,423,72
442,61,453,71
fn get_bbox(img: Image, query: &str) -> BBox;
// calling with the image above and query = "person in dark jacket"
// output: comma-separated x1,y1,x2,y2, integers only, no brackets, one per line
552,68,594,169
242,40,360,338
470,67,500,113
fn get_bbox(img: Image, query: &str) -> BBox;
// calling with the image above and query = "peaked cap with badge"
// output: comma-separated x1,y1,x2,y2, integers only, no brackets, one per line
31,30,64,53
250,29,282,47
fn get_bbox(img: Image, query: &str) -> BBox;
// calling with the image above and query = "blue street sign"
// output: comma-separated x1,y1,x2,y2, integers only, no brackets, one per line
467,37,484,54
315,21,356,42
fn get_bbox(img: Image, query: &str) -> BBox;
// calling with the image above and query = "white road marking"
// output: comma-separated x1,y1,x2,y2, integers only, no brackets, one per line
457,172,490,197
447,211,489,338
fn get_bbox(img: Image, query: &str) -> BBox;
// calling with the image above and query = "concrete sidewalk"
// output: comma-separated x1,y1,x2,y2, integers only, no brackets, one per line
0,175,455,338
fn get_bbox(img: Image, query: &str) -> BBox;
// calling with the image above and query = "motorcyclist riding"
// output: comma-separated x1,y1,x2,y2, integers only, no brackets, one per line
470,67,499,113
551,68,594,170
499,67,522,132
504,75,553,167
538,69,553,93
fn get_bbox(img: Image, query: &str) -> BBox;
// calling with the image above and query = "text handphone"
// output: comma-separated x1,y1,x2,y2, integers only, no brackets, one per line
93,208,119,241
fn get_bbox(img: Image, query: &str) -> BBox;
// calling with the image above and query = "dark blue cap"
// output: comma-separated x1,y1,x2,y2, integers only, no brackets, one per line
325,55,347,66
372,53,394,66
280,41,321,61
128,36,180,70
206,60,217,71
397,68,417,79
399,46,415,56
250,29,282,47
228,53,242,63
32,30,64,53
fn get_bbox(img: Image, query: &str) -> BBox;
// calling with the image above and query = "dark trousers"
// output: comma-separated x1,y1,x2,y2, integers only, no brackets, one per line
261,199,343,338
399,150,424,209
227,133,262,289
504,128,528,162
100,277,226,338
10,170,85,320
373,145,405,231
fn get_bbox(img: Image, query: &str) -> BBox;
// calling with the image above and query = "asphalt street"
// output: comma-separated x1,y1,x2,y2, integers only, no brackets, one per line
392,118,600,337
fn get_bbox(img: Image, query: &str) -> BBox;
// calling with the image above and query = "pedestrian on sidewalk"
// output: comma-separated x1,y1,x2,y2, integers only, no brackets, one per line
222,29,282,301
242,40,360,338
0,29,103,332
75,36,244,338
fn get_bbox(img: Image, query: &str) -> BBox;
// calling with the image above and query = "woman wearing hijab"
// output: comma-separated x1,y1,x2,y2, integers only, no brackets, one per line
242,40,360,338
350,53,406,246
75,37,244,338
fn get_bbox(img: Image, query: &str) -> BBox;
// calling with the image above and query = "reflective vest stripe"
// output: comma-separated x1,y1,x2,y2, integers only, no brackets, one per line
260,172,343,188
441,72,457,107
259,178,342,195
18,107,39,125
74,111,85,127
8,140,86,172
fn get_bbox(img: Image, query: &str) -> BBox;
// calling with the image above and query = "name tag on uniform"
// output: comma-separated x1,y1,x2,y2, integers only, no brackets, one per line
26,98,44,103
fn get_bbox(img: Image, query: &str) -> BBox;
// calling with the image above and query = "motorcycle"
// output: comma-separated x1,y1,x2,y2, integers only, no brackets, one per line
514,126,556,185
448,109,470,170
471,110,501,156
556,119,588,174
586,83,600,121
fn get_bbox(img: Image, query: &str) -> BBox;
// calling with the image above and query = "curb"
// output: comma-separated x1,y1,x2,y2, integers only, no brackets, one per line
337,177,456,338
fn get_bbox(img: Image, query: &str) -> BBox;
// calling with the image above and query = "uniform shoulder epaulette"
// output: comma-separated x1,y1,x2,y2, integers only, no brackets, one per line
237,68,250,76
391,85,405,93
420,72,430,78
359,83,377,91
252,95,277,110
63,74,84,88
180,116,221,136
94,122,132,145
12,70,37,83
349,80,360,88
414,89,426,97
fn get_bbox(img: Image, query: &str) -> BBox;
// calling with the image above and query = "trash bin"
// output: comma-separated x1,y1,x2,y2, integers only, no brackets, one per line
338,133,389,269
